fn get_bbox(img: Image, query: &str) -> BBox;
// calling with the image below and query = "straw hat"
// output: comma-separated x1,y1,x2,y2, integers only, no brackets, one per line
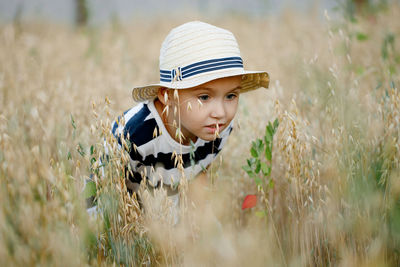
132,21,269,102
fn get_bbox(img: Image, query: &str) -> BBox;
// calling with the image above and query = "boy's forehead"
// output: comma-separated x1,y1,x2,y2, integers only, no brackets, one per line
187,76,242,90
189,85,240,91
161,76,242,95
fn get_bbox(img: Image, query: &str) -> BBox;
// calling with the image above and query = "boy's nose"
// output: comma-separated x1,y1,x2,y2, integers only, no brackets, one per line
210,102,226,119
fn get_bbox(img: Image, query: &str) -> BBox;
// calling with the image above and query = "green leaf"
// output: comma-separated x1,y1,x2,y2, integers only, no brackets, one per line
247,159,252,167
256,138,263,150
250,147,258,158
90,145,95,155
77,143,85,157
260,162,271,176
70,114,76,129
104,213,111,231
255,160,261,174
265,146,272,161
254,177,262,186
255,210,267,218
256,138,262,145
242,165,253,174
267,124,273,136
356,32,368,41
269,179,275,188
265,132,272,144
83,181,97,198
273,118,279,129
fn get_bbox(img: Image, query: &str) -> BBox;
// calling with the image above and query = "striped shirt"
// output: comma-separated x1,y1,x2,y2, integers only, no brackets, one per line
111,99,232,187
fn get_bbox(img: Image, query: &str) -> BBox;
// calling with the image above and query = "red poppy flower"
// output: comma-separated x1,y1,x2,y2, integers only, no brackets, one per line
242,194,257,210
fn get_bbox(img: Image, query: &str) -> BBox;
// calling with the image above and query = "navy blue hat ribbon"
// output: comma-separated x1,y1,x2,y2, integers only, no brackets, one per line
160,57,243,83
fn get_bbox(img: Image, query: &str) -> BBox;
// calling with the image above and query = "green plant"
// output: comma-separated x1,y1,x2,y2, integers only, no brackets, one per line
242,119,279,191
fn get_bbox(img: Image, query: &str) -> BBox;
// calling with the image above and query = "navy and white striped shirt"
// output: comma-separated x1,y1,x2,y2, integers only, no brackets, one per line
111,99,232,187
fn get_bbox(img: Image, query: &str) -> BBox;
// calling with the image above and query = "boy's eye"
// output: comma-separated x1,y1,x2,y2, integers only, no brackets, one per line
198,95,209,101
226,93,238,100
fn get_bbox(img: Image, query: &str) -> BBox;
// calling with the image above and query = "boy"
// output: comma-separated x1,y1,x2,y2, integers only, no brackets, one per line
111,21,269,215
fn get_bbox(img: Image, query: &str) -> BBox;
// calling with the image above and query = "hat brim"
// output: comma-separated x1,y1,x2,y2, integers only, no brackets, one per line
131,68,269,102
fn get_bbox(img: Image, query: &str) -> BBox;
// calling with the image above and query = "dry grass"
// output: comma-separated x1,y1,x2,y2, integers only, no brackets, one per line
1,4,400,266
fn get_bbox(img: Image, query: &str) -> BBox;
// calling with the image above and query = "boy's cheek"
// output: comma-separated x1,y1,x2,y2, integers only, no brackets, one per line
183,100,200,112
231,102,240,115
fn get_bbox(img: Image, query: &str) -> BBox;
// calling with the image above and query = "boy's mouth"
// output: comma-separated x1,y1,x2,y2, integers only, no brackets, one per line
204,123,225,133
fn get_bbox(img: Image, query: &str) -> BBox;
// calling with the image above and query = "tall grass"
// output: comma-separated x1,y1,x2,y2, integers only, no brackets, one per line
1,4,400,266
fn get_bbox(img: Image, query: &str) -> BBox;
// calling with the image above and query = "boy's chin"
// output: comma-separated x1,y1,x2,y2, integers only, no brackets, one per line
199,133,220,142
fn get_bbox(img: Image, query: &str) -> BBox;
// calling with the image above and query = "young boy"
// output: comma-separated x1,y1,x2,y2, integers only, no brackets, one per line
111,21,269,214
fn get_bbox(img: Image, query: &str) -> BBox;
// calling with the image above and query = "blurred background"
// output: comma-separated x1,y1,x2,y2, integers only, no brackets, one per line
1,0,400,266
1,0,338,25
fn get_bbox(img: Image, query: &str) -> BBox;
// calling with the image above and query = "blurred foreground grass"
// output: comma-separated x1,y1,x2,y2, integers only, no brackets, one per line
1,4,400,266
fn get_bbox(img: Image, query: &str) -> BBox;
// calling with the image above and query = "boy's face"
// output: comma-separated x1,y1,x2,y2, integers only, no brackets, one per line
165,75,241,144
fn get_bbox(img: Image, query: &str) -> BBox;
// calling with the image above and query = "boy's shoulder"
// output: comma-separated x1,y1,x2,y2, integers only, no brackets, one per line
112,102,160,147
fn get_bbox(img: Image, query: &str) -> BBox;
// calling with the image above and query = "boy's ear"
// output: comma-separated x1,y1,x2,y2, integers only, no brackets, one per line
157,87,169,105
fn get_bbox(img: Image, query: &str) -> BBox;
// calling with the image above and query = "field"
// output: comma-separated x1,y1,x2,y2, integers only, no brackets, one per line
1,3,400,266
